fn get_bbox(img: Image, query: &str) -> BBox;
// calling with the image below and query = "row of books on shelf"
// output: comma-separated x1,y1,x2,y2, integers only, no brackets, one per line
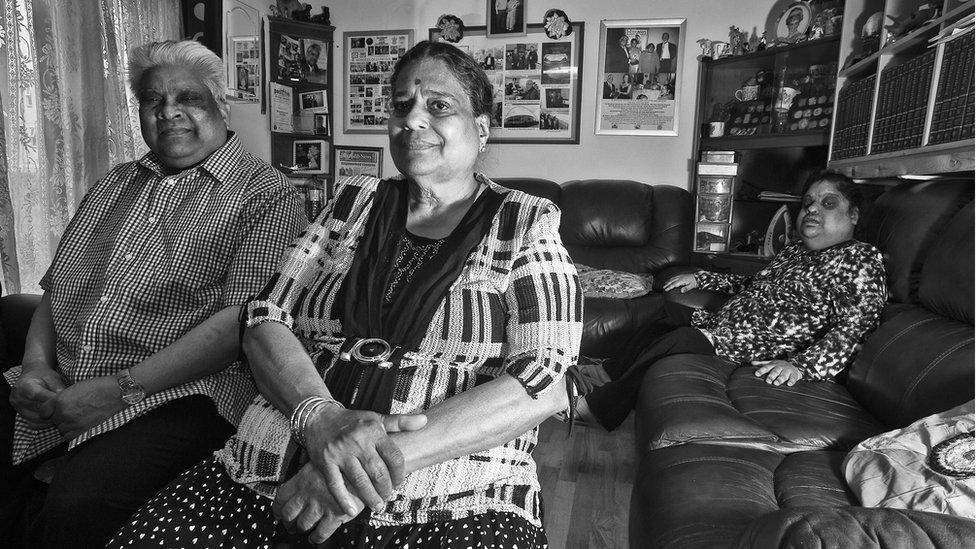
872,49,936,154
930,30,975,145
832,75,875,160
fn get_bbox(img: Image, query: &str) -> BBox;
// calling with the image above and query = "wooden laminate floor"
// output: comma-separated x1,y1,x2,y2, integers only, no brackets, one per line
536,413,636,549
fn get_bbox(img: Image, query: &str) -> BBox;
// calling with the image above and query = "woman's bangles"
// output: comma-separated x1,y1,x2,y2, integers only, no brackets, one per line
290,396,345,447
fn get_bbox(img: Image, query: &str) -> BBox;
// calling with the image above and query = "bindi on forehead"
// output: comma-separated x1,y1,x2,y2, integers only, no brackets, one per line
414,78,421,85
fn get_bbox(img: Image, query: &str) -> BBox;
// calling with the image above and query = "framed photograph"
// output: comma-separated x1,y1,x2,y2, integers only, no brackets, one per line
227,36,261,103
343,29,414,134
695,223,730,252
299,90,326,112
333,145,383,178
292,139,328,174
596,18,686,136
770,1,813,44
300,38,329,84
429,22,584,144
486,0,526,38
313,113,330,135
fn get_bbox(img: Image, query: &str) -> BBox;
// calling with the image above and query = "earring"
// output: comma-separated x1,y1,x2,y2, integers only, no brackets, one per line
479,142,487,152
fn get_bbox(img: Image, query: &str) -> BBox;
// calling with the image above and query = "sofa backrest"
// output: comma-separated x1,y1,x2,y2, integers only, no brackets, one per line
847,185,974,428
857,178,974,303
557,179,692,274
491,177,563,205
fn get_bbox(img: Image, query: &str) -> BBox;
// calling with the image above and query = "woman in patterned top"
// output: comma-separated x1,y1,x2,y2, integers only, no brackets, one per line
573,172,887,431
110,41,582,548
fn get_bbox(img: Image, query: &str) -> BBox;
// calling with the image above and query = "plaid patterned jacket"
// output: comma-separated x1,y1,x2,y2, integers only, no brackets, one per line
5,134,306,464
217,174,583,528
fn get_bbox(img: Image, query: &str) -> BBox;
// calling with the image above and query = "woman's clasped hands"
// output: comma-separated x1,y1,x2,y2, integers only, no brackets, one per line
272,405,428,543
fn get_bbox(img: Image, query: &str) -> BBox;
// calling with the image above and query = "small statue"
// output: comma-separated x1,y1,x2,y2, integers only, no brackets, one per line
758,31,768,51
293,4,312,21
748,27,760,52
275,0,304,19
729,26,746,56
310,6,331,26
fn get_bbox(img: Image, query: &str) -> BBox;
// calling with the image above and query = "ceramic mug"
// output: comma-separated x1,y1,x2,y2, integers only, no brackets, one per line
734,85,760,102
711,41,730,59
708,121,725,137
775,87,800,110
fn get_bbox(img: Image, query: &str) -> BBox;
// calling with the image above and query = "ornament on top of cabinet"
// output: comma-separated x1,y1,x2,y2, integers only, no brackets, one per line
436,14,464,42
310,6,331,26
696,38,713,57
543,9,573,39
748,27,761,51
276,0,307,20
729,26,748,55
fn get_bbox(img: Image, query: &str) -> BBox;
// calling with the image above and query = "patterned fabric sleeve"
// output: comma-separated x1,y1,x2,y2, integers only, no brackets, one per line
694,270,752,295
503,202,583,398
789,245,887,380
221,180,307,308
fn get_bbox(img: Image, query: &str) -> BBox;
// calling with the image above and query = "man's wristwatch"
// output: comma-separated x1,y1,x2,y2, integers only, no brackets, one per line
117,368,146,405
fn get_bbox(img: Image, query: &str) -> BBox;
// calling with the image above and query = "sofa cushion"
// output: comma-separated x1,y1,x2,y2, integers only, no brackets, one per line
727,367,885,451
859,178,974,304
636,354,884,453
576,265,653,299
774,451,857,508
735,506,975,549
847,306,974,428
918,201,974,324
630,443,784,549
559,180,691,274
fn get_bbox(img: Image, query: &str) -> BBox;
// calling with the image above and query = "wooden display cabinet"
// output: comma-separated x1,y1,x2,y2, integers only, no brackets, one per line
690,35,842,265
828,0,974,176
267,17,335,218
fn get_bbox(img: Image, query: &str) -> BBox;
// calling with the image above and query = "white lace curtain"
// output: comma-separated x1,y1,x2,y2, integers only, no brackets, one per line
0,0,181,293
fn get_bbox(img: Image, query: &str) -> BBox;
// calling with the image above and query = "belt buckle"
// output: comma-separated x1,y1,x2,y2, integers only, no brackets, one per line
340,338,394,368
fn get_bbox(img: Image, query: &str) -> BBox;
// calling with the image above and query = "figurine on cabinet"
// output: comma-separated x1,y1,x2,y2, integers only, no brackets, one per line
310,6,331,26
729,26,748,55
696,38,713,57
275,0,306,19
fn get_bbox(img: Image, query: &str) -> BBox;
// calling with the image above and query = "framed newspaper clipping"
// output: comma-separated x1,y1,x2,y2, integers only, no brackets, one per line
333,145,383,178
429,22,584,145
343,29,414,134
596,18,686,136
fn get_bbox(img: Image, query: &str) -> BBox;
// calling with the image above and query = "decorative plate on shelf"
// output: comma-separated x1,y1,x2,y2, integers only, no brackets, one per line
766,0,813,44
929,432,975,478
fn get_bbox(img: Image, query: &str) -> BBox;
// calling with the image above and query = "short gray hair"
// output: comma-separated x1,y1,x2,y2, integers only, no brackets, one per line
128,40,228,117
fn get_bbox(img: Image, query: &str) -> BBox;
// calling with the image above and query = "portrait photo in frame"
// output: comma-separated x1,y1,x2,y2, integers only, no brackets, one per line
333,145,384,178
596,18,686,136
486,0,526,38
292,139,328,174
429,22,584,144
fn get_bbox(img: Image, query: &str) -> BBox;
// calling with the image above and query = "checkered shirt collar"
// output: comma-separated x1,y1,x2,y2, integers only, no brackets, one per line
137,131,245,183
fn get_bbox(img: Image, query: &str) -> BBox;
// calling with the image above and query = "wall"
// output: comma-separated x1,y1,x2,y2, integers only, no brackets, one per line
228,0,774,190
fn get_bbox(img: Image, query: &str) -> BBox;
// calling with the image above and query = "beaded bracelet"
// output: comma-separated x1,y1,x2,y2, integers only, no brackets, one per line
289,396,344,447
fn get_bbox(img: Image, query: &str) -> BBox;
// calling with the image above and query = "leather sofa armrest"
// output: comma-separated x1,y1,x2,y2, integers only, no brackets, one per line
735,507,975,549
635,353,780,453
652,265,729,311
1,293,42,366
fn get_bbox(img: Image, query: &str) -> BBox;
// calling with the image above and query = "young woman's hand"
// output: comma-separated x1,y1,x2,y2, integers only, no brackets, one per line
663,273,699,293
752,360,802,386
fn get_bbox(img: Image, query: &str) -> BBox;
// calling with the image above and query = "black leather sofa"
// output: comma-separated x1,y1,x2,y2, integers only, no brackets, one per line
629,178,975,548
495,178,693,357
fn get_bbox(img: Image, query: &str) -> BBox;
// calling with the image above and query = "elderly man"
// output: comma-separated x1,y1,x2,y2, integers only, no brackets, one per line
0,40,306,548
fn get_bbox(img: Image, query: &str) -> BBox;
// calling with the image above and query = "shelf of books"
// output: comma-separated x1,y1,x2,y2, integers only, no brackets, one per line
828,1,974,177
268,17,335,220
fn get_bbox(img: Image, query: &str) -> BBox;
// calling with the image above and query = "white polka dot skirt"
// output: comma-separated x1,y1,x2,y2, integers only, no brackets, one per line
109,457,548,548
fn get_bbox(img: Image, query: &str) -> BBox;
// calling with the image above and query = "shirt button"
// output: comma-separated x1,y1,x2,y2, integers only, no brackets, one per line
148,216,157,224
124,253,134,261
82,344,93,352
100,295,109,303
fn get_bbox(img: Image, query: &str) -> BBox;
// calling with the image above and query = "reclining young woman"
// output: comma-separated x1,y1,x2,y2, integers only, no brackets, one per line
571,172,887,431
